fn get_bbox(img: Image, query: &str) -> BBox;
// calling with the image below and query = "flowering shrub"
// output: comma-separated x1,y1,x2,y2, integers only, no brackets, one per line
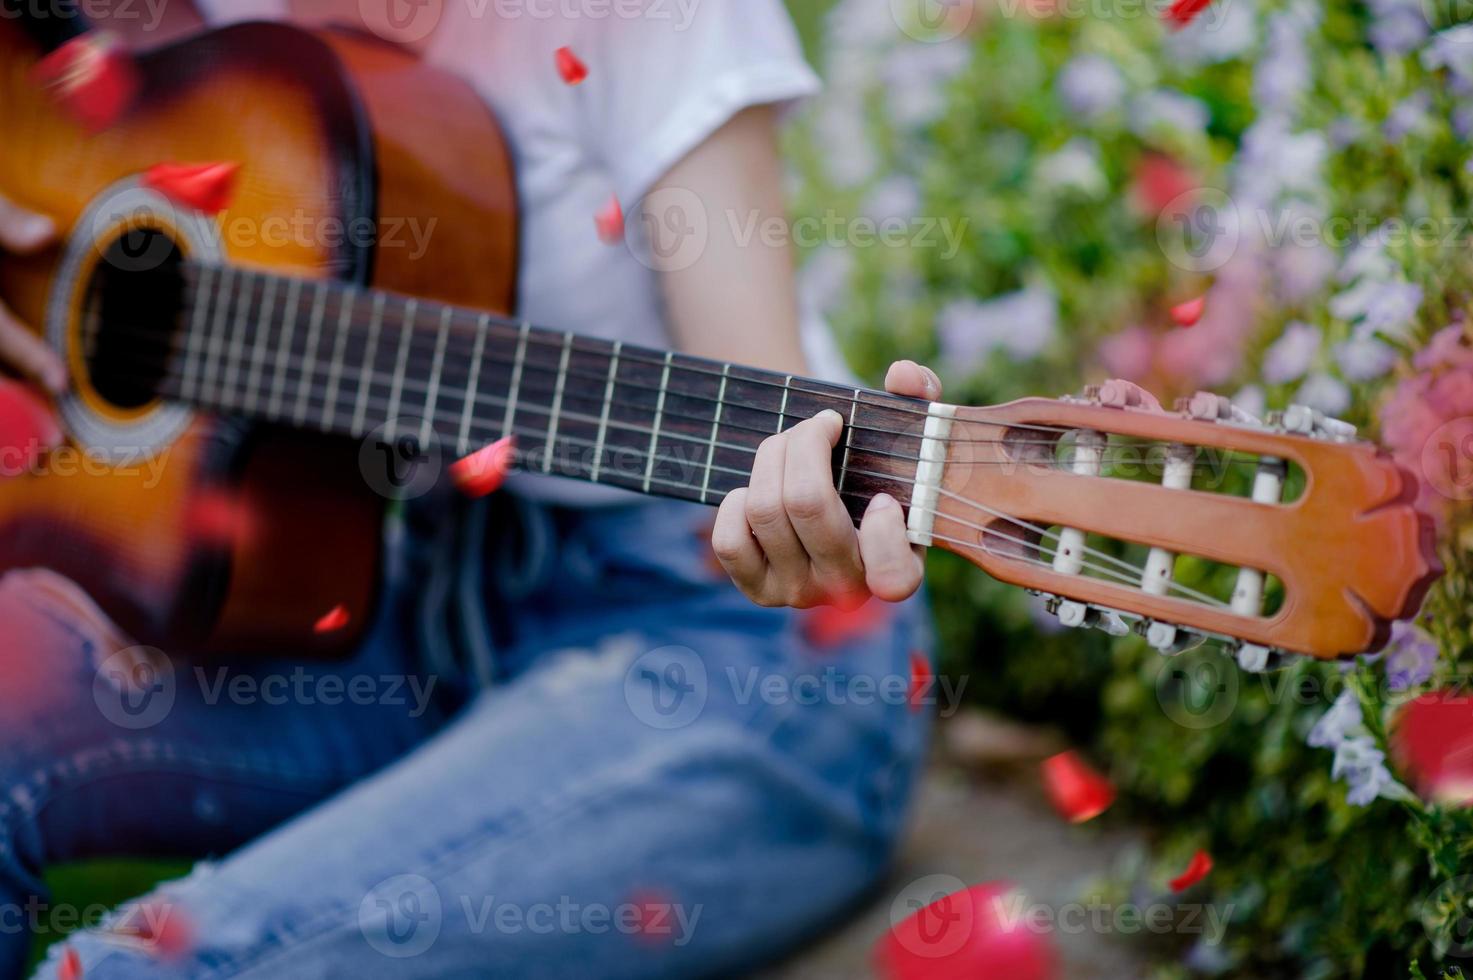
790,0,1473,975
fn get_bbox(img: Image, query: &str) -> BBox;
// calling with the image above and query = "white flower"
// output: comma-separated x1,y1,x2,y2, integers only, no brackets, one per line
1231,384,1267,421
813,97,878,188
863,175,922,223
1057,54,1126,122
1234,118,1327,207
1329,279,1423,338
1170,0,1257,65
937,285,1058,370
1333,335,1398,381
1294,371,1351,416
1253,5,1312,114
1262,321,1321,384
883,40,971,128
1035,139,1108,198
826,0,901,56
798,248,855,318
1423,25,1473,86
1129,90,1211,138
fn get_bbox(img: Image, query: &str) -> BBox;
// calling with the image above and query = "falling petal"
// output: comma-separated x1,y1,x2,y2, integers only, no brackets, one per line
59,947,82,980
801,599,890,650
313,604,351,635
0,380,62,479
1040,751,1115,823
1169,850,1214,892
449,436,517,499
141,162,240,215
1170,296,1206,328
555,46,589,86
31,34,140,131
185,489,255,546
1164,0,1214,28
908,651,933,714
874,881,1060,980
595,194,624,245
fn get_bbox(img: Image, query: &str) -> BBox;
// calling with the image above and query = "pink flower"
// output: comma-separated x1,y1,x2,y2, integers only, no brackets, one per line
1097,325,1154,379
1379,327,1473,519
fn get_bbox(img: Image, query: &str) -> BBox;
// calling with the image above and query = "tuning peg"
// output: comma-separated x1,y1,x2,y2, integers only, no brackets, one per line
1053,599,1133,636
1144,621,1205,655
1235,642,1291,673
1276,404,1357,442
1180,391,1231,421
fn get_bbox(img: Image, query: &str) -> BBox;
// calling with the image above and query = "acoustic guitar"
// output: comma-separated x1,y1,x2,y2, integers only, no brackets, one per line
0,21,1441,666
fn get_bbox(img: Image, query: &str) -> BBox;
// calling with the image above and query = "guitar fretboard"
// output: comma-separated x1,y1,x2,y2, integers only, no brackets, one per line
103,262,928,519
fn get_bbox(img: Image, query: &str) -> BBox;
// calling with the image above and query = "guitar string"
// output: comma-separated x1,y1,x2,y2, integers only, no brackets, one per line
94,309,1265,475
96,336,1262,487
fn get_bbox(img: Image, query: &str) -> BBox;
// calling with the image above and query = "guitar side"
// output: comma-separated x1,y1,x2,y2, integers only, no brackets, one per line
0,22,518,656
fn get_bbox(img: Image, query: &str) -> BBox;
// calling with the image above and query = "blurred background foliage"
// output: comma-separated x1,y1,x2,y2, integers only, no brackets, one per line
784,0,1473,976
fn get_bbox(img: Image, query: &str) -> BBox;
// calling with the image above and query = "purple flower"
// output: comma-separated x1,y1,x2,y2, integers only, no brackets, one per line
1384,91,1433,141
1254,6,1312,114
1294,372,1351,415
1262,321,1321,384
937,286,1058,371
1309,691,1407,806
1384,621,1439,690
1057,55,1125,122
1422,25,1473,87
1129,90,1210,138
1333,335,1399,381
1367,0,1430,54
1330,279,1423,337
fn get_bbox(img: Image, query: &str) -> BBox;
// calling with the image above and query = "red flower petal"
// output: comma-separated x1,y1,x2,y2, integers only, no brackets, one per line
908,651,933,714
449,436,516,498
1392,689,1473,805
112,901,194,960
1130,153,1196,217
801,598,890,650
58,947,82,980
1040,751,1115,824
1170,296,1206,328
141,162,240,215
555,46,589,86
313,604,351,635
626,887,677,947
1164,0,1214,27
874,881,1059,980
185,488,256,546
0,380,62,479
1169,850,1214,892
595,194,624,245
31,34,139,131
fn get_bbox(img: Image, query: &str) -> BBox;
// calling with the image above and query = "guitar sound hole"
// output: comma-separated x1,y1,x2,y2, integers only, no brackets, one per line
85,229,187,410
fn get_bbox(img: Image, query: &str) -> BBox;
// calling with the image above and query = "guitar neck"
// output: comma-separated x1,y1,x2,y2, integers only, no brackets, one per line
121,262,929,518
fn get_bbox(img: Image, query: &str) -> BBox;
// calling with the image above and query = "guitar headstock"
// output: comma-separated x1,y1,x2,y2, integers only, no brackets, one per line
923,382,1441,664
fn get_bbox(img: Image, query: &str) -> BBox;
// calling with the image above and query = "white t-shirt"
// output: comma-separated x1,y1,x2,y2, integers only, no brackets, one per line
196,0,822,504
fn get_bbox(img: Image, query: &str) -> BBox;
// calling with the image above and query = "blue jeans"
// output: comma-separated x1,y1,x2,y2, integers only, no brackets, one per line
2,497,930,978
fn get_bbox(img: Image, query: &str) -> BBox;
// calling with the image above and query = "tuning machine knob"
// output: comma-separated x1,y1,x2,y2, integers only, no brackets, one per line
1234,642,1291,673
1044,596,1131,636
1273,404,1357,441
1141,620,1205,655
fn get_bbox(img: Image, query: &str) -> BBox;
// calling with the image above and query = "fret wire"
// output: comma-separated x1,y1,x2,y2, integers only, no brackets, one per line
241,275,279,415
839,387,861,495
590,339,620,483
198,265,236,401
352,292,386,436
322,289,354,431
777,374,792,433
421,306,453,447
458,313,490,456
293,280,330,426
267,277,303,419
172,261,1046,436
178,264,214,404
643,351,673,493
542,331,574,474
220,265,258,403
383,297,417,442
502,321,529,439
700,363,729,504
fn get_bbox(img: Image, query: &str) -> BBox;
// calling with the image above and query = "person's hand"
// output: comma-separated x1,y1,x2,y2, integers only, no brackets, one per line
712,360,940,609
0,191,66,393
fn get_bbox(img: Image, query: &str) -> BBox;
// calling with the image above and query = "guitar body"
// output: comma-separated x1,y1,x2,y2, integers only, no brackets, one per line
0,22,518,655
